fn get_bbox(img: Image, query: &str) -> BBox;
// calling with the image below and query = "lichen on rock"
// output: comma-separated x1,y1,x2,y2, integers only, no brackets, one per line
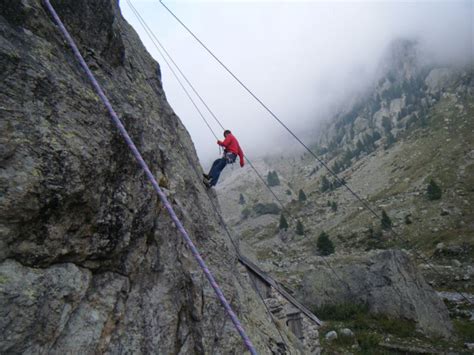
0,1,305,353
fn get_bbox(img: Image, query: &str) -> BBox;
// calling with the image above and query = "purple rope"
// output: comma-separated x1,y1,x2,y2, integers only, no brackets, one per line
42,1,257,353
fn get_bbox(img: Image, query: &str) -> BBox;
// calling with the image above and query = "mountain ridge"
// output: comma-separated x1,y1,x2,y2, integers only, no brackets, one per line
217,38,473,352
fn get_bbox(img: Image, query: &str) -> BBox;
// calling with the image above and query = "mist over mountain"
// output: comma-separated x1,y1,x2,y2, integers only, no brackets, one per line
215,30,474,353
121,0,473,164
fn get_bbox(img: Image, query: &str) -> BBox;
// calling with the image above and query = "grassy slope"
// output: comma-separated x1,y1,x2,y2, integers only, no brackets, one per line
237,90,473,271
226,90,473,352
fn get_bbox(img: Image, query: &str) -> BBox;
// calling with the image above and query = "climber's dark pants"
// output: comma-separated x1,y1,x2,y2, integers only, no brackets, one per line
209,158,227,186
209,153,236,186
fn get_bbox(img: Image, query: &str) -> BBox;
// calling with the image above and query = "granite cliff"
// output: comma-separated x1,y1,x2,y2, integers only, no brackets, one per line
0,1,307,353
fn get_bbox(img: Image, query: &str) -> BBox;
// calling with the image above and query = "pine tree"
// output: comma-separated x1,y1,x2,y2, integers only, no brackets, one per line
382,116,392,134
241,207,251,219
320,175,331,192
381,209,392,230
368,226,374,239
279,213,289,231
317,231,335,256
298,189,307,202
267,171,280,187
239,193,246,205
427,179,442,200
355,139,364,156
385,132,396,148
296,220,305,235
274,171,280,186
367,225,383,250
266,171,272,185
372,131,382,142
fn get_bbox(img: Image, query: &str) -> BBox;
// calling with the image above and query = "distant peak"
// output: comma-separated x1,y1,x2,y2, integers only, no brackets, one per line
377,38,421,82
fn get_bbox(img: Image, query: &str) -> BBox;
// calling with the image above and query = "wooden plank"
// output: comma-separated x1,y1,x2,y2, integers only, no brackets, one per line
239,255,322,326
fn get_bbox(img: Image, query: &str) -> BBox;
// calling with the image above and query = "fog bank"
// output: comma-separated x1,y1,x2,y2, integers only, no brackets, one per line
121,0,473,165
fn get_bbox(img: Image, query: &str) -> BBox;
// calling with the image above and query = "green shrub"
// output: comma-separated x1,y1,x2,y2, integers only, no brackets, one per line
454,319,474,341
404,214,412,225
381,209,392,230
313,303,368,321
357,332,381,352
352,311,417,336
296,220,305,235
366,226,384,250
333,333,355,347
382,116,392,134
239,193,246,205
332,177,346,189
317,231,335,256
385,132,396,148
241,207,251,219
331,201,338,212
376,316,416,338
279,213,288,230
298,189,307,202
320,175,331,192
372,131,382,142
332,160,343,174
427,179,442,200
253,203,280,216
267,171,280,186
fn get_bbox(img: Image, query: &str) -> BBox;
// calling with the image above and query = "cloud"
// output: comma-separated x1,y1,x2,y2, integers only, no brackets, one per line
120,0,472,165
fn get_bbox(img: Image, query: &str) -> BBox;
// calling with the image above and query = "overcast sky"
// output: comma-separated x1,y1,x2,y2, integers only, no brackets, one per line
119,0,472,165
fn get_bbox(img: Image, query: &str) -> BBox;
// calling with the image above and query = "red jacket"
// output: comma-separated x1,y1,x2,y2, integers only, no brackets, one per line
218,133,245,167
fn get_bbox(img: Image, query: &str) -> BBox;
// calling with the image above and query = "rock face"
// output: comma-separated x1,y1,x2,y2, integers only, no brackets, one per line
316,39,471,154
425,68,458,93
0,1,301,353
300,250,453,338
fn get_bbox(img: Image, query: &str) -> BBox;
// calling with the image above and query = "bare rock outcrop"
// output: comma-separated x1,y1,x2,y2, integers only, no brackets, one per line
425,68,458,93
300,249,453,338
0,0,302,353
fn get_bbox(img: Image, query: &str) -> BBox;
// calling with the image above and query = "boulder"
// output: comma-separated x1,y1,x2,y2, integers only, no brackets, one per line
325,331,338,341
339,328,354,338
0,260,91,354
300,250,453,338
440,208,450,216
452,260,462,267
425,68,458,93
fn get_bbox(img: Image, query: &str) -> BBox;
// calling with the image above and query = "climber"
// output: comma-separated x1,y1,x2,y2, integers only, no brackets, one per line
203,130,245,188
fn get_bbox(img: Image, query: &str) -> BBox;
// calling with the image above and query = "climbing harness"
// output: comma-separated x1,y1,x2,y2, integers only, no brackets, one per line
42,1,258,353
224,152,237,164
